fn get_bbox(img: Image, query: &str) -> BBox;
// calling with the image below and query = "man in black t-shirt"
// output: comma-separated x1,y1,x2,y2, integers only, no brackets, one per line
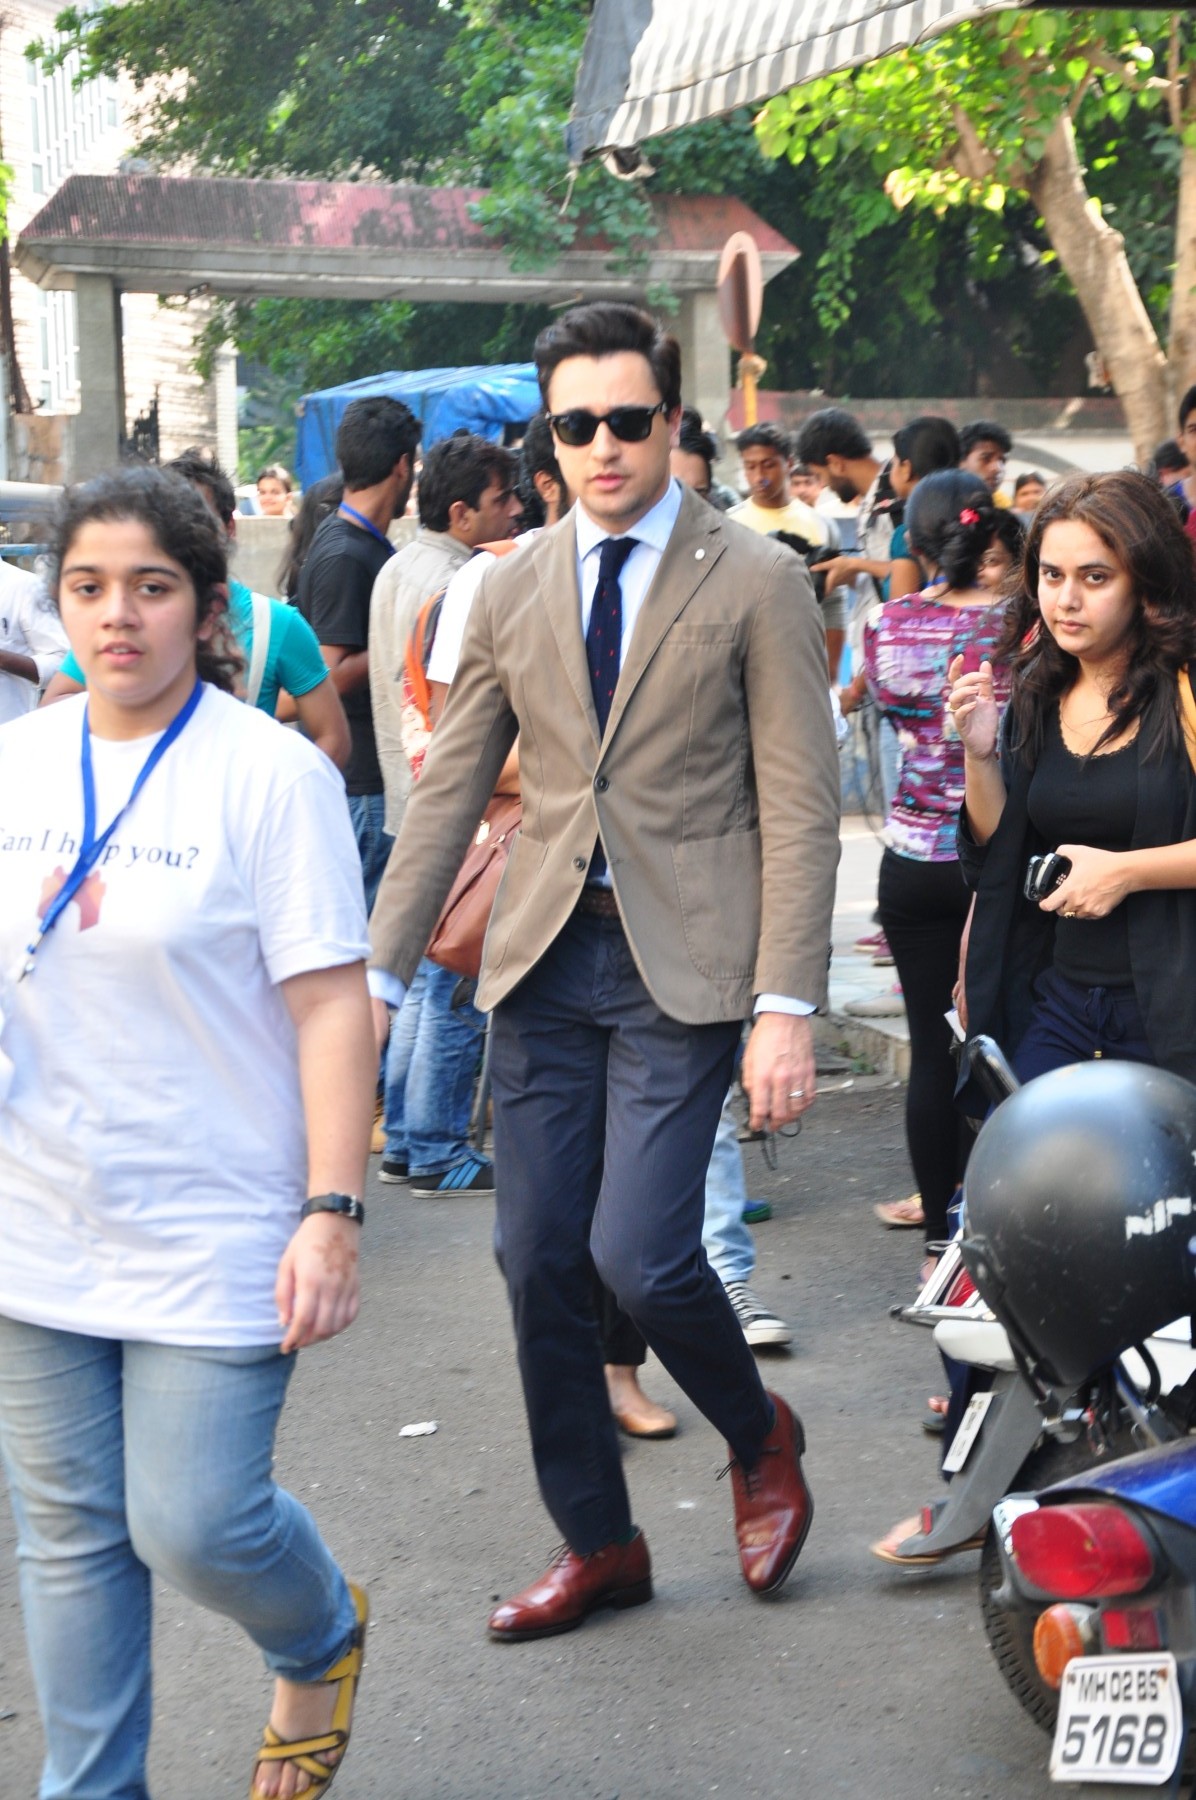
297,396,419,911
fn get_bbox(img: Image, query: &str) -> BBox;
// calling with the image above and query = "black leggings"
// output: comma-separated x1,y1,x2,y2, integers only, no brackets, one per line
877,848,973,1243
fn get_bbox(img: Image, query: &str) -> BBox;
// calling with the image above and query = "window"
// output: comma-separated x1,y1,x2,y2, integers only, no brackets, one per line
27,42,120,200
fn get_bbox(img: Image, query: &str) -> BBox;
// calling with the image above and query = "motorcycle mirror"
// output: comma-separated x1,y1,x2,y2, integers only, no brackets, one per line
966,1035,1021,1107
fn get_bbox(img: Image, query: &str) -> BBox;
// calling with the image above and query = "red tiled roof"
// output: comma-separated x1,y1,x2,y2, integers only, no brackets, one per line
21,175,795,260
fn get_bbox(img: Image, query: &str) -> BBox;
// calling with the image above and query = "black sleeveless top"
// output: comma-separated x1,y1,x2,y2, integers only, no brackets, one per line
1026,706,1138,987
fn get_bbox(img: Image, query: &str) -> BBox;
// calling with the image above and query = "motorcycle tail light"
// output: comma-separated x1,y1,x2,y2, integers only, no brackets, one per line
1010,1503,1156,1599
1033,1604,1094,1689
943,1267,977,1307
1101,1607,1164,1652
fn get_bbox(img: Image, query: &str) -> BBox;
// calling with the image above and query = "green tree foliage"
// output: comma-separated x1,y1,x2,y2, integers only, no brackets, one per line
756,8,1196,452
41,0,1178,453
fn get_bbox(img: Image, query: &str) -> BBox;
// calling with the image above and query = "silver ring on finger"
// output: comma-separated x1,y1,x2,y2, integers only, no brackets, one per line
788,1088,805,1099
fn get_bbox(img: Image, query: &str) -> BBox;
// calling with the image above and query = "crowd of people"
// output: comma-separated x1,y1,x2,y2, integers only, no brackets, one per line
3,302,1196,1798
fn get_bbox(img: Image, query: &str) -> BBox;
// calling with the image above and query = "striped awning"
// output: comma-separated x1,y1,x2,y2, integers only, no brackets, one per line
567,0,1024,164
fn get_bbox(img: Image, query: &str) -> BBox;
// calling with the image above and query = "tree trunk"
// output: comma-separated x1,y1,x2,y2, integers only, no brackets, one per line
1027,113,1169,464
1168,134,1196,411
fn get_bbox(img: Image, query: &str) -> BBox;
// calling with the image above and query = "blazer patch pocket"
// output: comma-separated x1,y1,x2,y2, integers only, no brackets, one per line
672,830,761,981
665,622,738,647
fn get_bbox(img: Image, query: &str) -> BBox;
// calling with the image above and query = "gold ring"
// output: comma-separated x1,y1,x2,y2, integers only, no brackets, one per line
1062,910,1077,919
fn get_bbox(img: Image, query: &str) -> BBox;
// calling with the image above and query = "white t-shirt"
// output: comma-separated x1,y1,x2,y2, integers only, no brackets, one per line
0,562,68,726
0,686,369,1346
426,529,539,687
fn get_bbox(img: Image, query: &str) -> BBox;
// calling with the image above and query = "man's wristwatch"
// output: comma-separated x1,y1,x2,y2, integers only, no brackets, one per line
301,1193,366,1225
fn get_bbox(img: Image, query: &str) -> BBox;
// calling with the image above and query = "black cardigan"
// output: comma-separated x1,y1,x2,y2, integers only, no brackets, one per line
956,707,1196,1116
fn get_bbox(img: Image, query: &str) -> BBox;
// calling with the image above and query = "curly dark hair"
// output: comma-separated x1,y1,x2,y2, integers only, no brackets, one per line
905,470,996,589
995,469,1196,765
50,466,242,693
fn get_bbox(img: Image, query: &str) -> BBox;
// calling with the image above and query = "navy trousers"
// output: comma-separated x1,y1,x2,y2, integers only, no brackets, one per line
489,910,775,1553
1013,967,1154,1083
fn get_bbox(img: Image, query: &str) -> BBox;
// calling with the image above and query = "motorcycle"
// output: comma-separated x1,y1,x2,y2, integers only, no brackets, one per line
992,1438,1196,1794
957,1053,1196,1791
888,1040,1196,1745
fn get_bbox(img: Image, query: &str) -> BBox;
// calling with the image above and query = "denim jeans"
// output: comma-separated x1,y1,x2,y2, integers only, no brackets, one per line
700,1088,755,1286
346,790,393,917
0,1317,357,1800
384,955,485,1175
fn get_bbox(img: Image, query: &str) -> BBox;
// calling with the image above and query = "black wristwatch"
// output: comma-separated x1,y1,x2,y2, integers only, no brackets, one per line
301,1193,366,1225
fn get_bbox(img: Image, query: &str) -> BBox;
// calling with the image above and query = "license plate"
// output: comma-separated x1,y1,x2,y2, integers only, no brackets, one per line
941,1389,996,1474
1051,1653,1183,1785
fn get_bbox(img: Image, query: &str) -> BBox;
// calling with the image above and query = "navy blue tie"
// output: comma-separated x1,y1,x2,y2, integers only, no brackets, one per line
585,535,635,883
586,535,636,736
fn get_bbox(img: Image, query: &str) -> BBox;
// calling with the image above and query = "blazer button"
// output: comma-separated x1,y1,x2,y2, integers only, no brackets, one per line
573,855,587,871
594,775,609,792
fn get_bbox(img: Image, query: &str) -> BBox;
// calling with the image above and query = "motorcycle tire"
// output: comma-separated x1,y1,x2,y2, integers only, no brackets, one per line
978,1426,1137,1736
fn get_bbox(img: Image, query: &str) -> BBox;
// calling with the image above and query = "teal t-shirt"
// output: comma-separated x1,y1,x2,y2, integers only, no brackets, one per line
58,579,329,716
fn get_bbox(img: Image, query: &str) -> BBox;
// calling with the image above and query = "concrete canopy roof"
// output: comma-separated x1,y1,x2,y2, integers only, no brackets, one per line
15,175,797,303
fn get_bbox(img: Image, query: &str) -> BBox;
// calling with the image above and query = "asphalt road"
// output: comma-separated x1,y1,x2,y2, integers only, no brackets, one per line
0,1082,1065,1798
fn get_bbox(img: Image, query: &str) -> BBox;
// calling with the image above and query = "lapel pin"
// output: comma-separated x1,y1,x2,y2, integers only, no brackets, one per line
695,548,706,561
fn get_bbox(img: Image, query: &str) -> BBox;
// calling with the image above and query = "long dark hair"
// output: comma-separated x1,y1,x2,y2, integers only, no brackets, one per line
50,466,242,692
279,473,344,598
996,469,1196,764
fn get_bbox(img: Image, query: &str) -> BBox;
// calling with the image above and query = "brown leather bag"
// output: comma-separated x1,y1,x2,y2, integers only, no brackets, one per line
425,794,522,980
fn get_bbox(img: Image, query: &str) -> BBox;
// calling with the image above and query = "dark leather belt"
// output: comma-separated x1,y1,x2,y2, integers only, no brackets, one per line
575,885,622,919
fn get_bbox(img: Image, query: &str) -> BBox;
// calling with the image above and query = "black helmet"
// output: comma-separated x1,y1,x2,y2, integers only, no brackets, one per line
961,1061,1196,1388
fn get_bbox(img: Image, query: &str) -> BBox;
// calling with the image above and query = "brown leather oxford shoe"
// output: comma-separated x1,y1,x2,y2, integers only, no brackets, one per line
487,1531,653,1642
726,1392,813,1595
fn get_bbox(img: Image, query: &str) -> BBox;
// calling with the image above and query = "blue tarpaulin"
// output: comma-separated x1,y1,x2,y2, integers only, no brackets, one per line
295,364,540,489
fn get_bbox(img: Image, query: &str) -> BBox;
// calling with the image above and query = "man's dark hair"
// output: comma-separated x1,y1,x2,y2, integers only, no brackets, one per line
417,432,516,534
335,395,420,491
534,302,681,413
165,447,237,527
516,414,564,529
959,418,1013,458
1178,387,1196,432
795,407,872,465
891,415,960,481
677,406,718,470
736,422,791,460
1152,439,1188,479
1012,470,1046,497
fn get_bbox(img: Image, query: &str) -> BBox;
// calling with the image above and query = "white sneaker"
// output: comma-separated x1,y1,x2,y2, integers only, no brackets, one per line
843,986,905,1018
723,1281,793,1348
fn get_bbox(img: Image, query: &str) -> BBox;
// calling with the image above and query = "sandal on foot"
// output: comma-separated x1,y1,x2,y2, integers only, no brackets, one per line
870,1518,987,1567
874,1195,924,1230
249,1582,368,1799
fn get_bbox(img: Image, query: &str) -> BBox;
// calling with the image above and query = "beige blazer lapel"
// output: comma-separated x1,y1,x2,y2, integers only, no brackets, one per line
533,515,600,747
603,487,726,747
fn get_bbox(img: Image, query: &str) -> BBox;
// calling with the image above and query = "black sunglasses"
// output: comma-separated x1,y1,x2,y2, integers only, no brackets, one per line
547,402,668,447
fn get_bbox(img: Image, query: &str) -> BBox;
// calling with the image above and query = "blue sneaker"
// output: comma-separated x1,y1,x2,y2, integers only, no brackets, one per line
409,1154,495,1197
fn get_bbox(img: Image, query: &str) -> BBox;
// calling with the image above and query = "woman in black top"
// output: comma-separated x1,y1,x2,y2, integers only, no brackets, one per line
948,469,1196,1100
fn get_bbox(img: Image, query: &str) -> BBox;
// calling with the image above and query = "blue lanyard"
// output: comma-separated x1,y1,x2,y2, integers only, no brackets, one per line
18,679,204,979
338,503,394,553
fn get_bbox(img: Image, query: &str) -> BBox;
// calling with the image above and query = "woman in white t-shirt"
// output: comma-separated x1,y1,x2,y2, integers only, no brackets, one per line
0,468,375,1800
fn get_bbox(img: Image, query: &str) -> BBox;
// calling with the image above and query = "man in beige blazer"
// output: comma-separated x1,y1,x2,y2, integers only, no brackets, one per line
369,302,840,1641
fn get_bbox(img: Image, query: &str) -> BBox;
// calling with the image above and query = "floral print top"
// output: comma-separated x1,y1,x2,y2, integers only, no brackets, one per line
864,591,1010,862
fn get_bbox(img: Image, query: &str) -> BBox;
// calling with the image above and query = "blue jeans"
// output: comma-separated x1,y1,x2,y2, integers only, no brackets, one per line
347,790,393,917
0,1317,356,1800
701,1088,755,1286
384,956,485,1175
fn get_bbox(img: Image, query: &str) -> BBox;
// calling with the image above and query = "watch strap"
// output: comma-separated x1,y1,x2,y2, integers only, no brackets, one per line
301,1192,365,1225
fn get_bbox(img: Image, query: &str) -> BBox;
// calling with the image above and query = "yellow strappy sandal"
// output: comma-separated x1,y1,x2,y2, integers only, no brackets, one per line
249,1582,369,1799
